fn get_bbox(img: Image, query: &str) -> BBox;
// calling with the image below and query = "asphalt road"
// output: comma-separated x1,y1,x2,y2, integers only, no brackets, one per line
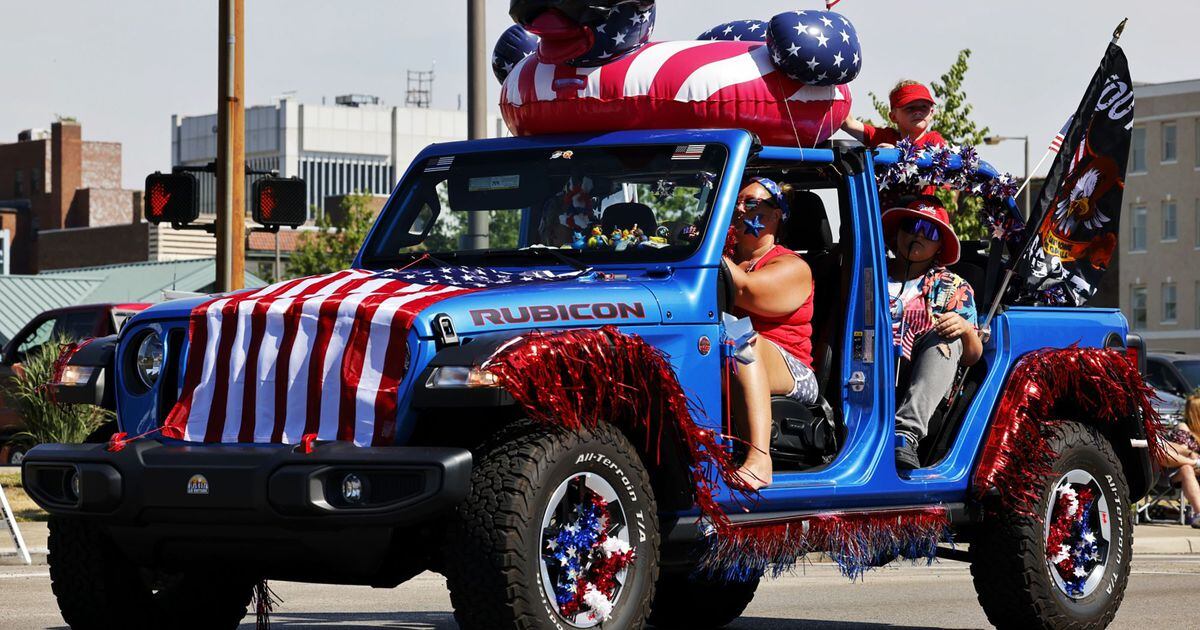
2,555,1197,629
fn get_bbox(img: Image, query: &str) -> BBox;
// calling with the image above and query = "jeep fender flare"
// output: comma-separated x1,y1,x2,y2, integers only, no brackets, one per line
971,346,1161,511
414,328,715,513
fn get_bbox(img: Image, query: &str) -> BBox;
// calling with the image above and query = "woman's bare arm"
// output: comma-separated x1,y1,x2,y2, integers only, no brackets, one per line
723,255,812,318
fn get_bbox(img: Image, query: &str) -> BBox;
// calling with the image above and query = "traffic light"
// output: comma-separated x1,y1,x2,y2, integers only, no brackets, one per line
144,172,199,224
253,177,307,228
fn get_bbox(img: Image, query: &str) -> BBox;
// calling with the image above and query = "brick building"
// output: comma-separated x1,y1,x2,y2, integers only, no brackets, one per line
0,120,141,274
1120,79,1200,353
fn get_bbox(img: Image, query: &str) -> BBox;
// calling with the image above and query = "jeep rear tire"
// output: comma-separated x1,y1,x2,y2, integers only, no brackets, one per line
647,571,759,628
48,517,254,630
444,420,660,630
970,422,1132,629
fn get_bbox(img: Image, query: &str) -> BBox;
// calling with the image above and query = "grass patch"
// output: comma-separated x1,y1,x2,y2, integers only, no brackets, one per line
0,471,47,522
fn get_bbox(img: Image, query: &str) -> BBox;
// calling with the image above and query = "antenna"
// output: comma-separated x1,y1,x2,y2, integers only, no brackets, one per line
406,67,435,109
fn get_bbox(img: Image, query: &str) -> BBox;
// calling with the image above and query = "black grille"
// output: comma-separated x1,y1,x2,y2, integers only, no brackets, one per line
158,328,186,422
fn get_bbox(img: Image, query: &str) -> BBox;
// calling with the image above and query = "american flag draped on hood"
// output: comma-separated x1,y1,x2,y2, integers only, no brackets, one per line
162,266,583,446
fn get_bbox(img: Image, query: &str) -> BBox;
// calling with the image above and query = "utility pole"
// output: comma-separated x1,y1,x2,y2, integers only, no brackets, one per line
464,0,489,249
216,0,245,291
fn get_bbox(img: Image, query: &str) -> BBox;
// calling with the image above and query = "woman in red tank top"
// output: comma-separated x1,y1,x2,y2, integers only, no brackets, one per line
724,177,817,490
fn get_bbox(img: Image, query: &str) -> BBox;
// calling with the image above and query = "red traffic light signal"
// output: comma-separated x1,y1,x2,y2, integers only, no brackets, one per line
144,172,199,224
253,177,307,228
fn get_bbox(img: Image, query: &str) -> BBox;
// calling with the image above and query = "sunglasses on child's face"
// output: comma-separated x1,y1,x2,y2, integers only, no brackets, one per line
900,218,941,242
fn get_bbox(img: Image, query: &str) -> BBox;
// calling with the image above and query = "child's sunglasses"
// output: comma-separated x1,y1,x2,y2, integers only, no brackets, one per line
900,218,941,242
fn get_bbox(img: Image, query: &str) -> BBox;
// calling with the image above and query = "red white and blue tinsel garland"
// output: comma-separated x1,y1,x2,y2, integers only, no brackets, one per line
1045,482,1102,596
877,140,1026,248
543,488,635,621
484,326,952,583
973,346,1163,515
697,506,952,582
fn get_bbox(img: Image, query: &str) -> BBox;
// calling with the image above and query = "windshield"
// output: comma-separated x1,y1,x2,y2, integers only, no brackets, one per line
362,143,727,267
1175,360,1200,389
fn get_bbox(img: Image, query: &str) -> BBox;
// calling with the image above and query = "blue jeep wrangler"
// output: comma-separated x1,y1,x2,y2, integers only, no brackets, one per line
23,129,1156,630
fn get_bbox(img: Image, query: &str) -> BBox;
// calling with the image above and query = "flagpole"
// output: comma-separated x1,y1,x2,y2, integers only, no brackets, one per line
981,17,1129,333
1111,18,1127,44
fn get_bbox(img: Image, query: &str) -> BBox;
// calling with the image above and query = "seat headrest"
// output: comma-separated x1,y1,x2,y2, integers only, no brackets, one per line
601,202,657,234
783,190,833,253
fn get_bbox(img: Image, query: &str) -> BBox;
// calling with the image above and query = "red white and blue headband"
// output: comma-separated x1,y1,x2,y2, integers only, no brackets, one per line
748,177,789,220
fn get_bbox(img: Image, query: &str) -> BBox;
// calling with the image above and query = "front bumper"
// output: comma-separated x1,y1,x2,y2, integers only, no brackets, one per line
23,440,471,525
21,440,472,582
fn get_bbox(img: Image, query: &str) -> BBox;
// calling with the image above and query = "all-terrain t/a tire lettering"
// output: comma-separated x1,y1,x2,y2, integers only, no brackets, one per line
970,422,1132,630
444,420,661,629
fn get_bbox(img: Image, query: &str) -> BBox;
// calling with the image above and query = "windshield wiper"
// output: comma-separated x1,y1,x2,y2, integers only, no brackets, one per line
514,246,591,272
373,250,454,268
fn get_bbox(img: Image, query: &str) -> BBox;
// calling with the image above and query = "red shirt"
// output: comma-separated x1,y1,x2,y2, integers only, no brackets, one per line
861,125,946,149
733,245,815,369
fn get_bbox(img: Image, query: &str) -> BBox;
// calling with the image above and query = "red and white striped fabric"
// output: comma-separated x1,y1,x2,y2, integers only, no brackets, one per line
500,40,852,147
161,269,480,446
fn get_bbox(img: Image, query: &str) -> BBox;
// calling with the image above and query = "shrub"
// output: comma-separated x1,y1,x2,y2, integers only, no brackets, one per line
7,335,110,447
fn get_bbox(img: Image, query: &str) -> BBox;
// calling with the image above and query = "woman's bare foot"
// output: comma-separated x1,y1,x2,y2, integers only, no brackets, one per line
733,454,772,491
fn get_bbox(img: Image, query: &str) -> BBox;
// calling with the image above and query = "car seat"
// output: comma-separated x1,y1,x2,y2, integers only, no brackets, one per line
601,202,657,234
767,190,843,468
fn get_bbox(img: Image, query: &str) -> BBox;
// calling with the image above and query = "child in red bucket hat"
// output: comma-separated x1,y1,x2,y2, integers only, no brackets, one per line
883,196,981,471
841,80,946,149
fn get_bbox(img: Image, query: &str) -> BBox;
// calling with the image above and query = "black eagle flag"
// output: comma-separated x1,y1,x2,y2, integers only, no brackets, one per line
1012,40,1134,306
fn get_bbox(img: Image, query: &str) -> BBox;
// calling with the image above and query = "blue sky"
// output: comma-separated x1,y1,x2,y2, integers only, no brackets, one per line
4,1,1196,189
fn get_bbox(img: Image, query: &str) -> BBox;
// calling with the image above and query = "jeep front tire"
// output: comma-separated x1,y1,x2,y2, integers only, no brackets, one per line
48,517,254,630
970,422,1132,629
444,420,660,629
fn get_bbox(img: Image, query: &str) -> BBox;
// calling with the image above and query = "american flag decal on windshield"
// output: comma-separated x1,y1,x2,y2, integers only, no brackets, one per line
672,145,705,160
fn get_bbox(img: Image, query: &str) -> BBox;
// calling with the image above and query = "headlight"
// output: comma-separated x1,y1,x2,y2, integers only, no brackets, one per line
425,366,500,388
135,332,164,388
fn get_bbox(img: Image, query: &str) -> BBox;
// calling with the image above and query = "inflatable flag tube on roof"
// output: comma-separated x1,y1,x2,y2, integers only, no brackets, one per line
495,4,860,146
499,40,852,146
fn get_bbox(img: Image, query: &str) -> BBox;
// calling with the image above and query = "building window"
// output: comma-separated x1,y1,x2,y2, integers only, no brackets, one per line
1162,122,1177,162
13,169,23,197
1131,126,1146,172
1130,286,1147,330
1162,282,1177,323
1130,205,1147,251
1196,281,1200,328
1162,200,1177,241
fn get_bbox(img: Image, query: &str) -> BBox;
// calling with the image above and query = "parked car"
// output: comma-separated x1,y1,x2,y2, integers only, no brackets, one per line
1145,352,1200,399
0,303,148,464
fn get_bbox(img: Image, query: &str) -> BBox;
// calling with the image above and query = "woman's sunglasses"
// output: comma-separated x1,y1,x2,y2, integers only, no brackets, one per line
900,218,941,242
736,197,777,211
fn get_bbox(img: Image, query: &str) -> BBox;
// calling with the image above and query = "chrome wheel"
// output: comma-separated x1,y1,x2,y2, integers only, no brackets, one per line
1044,469,1111,599
539,472,634,628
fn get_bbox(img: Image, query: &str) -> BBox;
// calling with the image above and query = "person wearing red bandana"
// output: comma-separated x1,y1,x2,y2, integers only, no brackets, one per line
841,80,946,149
723,178,817,490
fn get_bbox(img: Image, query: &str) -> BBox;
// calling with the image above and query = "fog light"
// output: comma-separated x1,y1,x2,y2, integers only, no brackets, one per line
341,474,364,504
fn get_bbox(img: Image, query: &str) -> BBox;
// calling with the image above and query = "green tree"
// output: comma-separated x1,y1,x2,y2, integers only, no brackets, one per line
868,50,991,239
288,192,377,277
